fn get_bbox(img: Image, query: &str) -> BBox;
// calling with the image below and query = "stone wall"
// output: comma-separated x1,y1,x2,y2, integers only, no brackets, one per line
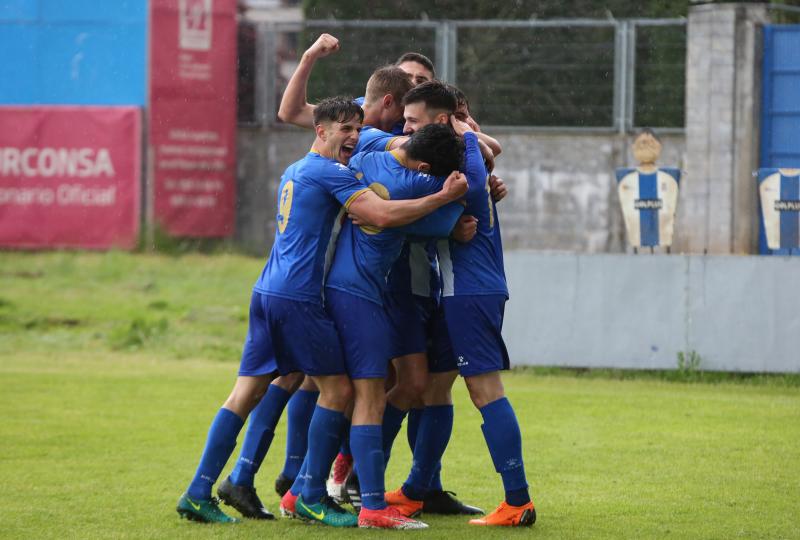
235,126,686,255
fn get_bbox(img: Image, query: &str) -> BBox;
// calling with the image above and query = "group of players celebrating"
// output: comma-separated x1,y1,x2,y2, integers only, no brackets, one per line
176,33,535,530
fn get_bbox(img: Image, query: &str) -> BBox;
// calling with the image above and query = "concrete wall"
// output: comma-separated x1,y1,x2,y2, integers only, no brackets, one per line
503,252,800,373
679,3,767,254
235,126,686,255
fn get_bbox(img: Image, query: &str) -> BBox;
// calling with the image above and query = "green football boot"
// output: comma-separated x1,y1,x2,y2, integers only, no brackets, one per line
176,493,240,523
296,494,358,527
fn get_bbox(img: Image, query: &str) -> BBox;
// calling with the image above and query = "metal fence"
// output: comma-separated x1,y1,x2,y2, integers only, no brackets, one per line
238,18,686,132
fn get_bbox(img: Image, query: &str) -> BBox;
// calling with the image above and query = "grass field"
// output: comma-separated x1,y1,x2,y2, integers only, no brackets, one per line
1,252,799,539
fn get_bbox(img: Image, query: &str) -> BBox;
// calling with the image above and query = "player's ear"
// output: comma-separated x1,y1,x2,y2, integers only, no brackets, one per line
417,162,431,174
382,94,394,109
314,123,327,141
435,112,449,125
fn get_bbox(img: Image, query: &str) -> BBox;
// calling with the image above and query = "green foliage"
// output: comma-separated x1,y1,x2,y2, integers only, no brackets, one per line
108,317,169,350
302,0,689,20
299,0,689,127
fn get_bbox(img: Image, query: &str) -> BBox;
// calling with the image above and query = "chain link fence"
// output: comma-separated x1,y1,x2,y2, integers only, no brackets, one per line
238,18,686,132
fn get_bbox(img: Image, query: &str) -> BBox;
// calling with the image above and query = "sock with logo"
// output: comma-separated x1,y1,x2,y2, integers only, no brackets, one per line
301,406,347,504
289,457,308,496
402,404,453,501
229,384,291,487
187,408,244,500
281,388,318,480
479,397,530,506
381,403,408,467
351,424,387,510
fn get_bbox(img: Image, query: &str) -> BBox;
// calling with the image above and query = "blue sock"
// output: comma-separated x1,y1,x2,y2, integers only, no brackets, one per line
402,405,453,501
351,424,387,510
406,408,423,452
229,385,291,487
382,403,408,467
281,389,318,480
340,418,352,456
429,463,443,492
301,406,346,504
479,398,530,506
289,457,308,496
187,408,244,500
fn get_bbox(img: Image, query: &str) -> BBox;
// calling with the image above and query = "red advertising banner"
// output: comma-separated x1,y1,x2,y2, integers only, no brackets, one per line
0,106,141,249
149,0,237,237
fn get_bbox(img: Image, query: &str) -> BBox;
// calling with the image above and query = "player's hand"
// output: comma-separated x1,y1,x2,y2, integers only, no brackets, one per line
449,115,473,137
489,174,507,202
305,33,339,60
441,171,468,201
452,215,478,243
346,212,364,226
465,115,481,132
477,140,495,173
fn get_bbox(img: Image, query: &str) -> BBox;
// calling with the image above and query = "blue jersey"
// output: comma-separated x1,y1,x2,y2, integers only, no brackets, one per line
254,152,369,304
386,240,441,299
354,96,405,136
324,150,464,305
438,132,508,297
353,125,399,155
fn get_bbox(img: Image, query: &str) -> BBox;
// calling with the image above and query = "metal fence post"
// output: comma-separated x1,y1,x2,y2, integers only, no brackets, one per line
257,23,276,126
625,22,637,131
435,21,457,83
613,20,629,134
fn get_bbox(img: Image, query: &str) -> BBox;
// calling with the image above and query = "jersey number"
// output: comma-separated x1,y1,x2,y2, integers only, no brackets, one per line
277,180,294,233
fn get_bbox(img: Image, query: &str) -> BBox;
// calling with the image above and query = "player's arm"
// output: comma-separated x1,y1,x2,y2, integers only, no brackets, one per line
347,171,468,229
277,33,339,128
475,132,502,158
462,131,490,200
397,200,464,238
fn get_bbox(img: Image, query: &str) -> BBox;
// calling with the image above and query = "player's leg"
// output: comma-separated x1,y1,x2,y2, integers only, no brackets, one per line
383,352,427,465
324,288,427,529
177,291,279,524
463,371,534,526
219,372,303,519
277,375,318,496
447,294,534,527
177,374,273,523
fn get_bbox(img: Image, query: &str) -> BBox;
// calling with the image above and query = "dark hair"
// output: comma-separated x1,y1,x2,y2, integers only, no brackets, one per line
401,81,457,114
395,52,436,77
313,96,364,126
448,84,470,113
364,65,414,106
637,127,661,143
403,124,464,178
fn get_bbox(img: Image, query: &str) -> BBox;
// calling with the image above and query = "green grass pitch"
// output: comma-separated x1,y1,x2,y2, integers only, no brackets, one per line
0,252,798,539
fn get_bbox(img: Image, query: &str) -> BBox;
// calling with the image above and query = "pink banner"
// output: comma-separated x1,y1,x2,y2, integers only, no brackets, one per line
0,106,141,249
149,0,237,237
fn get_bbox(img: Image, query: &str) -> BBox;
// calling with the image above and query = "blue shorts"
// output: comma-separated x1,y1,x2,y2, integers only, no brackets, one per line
239,292,346,377
426,303,458,373
325,288,393,379
440,294,510,377
384,291,455,370
384,292,435,358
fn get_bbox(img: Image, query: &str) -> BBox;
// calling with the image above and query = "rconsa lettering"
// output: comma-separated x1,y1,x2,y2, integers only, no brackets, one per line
0,147,115,178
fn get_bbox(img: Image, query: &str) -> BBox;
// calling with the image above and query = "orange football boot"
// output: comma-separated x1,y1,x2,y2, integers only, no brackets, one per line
468,500,536,527
358,505,428,529
385,487,424,518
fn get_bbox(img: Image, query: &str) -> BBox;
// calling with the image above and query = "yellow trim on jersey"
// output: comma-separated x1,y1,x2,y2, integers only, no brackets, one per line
384,136,401,151
343,188,370,211
389,149,410,168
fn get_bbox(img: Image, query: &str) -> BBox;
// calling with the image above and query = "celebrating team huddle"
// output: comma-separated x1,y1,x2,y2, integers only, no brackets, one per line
176,33,535,530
